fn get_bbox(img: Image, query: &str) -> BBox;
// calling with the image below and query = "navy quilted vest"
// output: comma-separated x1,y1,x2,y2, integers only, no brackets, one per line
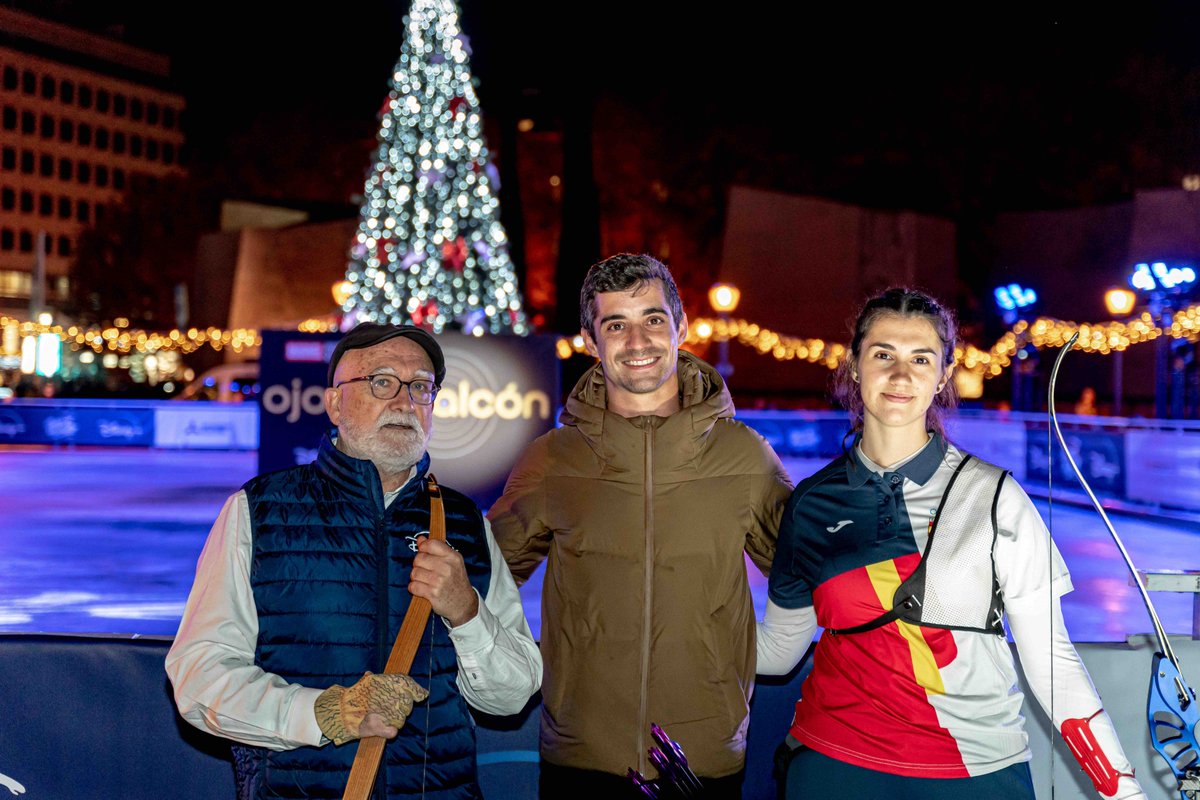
232,435,490,800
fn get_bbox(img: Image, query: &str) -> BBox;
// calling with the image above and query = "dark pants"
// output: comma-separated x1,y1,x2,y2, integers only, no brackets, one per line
539,760,744,800
784,745,1035,800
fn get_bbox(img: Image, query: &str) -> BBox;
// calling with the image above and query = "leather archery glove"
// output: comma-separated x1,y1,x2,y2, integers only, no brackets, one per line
314,671,429,745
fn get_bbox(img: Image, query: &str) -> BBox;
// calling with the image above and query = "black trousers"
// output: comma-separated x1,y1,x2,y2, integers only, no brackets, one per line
538,760,744,800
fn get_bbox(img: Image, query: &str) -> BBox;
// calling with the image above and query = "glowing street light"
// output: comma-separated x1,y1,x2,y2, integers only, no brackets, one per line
1104,288,1136,317
1130,262,1196,292
993,283,1037,315
708,282,740,382
331,280,354,307
708,283,741,314
1104,288,1138,417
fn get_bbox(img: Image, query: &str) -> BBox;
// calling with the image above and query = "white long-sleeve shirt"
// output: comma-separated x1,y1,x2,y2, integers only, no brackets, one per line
758,439,1145,798
166,483,542,751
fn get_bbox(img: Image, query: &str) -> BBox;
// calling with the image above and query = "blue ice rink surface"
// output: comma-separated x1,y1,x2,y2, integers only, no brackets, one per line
1,448,1198,641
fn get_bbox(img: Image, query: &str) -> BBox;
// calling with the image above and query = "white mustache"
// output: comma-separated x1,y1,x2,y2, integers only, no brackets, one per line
378,412,423,430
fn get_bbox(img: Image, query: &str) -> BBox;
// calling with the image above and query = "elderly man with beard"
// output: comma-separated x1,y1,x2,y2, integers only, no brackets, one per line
167,323,541,800
490,254,793,798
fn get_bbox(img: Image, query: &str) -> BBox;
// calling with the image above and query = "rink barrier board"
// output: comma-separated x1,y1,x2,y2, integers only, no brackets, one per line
1,633,1196,800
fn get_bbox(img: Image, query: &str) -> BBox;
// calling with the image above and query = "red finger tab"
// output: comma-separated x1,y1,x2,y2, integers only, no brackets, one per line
1061,711,1134,797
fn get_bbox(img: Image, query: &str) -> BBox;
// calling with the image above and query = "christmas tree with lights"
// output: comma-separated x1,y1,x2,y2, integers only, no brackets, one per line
343,0,528,335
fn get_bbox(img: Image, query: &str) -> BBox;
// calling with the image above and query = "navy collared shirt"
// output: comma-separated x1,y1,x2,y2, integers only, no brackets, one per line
770,435,947,608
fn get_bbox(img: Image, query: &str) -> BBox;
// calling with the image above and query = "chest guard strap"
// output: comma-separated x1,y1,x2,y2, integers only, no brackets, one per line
828,454,1009,637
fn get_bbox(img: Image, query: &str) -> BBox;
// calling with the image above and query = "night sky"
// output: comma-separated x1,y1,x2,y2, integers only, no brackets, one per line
23,2,1200,314
57,2,1200,217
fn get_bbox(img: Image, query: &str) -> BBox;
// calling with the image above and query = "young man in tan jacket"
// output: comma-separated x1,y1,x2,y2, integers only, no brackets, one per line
489,254,792,798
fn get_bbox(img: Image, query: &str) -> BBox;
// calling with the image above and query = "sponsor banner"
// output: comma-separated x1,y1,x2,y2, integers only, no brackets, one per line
737,411,848,460
946,416,1028,482
258,331,342,475
0,403,155,446
1125,430,1200,512
1026,426,1126,499
429,334,558,505
257,330,559,506
155,405,259,449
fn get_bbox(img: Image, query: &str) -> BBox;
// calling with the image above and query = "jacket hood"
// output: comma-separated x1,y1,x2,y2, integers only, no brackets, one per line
560,350,735,467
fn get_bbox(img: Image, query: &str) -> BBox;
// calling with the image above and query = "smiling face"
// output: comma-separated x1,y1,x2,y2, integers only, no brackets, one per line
583,279,688,418
855,313,952,451
324,336,435,490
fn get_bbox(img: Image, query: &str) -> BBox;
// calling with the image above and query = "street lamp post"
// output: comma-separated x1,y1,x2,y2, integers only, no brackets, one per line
1104,288,1136,417
994,283,1038,411
332,280,353,329
1129,261,1197,419
707,282,741,383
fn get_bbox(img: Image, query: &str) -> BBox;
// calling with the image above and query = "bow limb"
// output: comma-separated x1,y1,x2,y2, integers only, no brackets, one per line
1048,331,1200,799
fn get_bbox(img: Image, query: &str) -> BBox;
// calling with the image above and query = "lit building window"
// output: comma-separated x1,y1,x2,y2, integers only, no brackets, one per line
0,269,33,297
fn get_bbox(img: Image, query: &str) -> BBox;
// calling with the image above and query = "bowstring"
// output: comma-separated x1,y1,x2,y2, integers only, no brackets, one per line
1047,343,1056,800
420,613,434,798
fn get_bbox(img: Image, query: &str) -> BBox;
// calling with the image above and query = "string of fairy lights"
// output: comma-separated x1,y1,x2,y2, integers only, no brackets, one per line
3,299,1198,381
556,302,1200,380
0,316,262,355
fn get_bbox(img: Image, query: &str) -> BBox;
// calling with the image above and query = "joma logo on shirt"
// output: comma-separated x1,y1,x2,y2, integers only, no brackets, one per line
826,520,853,533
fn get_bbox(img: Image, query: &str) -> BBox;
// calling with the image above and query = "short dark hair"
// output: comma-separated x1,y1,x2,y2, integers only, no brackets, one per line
579,253,684,335
833,287,959,437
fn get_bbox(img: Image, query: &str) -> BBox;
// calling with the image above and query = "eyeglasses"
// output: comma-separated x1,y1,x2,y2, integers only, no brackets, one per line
335,374,440,405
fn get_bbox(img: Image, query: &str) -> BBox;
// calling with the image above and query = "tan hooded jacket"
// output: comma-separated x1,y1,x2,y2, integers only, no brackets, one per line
489,351,792,778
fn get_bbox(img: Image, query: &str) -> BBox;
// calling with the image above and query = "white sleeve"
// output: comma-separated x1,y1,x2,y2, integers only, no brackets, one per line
756,599,818,676
444,517,542,715
164,492,325,750
1000,478,1145,800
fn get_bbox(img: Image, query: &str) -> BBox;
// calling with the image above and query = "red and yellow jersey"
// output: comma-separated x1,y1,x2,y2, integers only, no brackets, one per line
770,437,1072,778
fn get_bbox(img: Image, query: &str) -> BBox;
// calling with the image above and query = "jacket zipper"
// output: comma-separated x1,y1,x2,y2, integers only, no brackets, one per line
638,425,654,774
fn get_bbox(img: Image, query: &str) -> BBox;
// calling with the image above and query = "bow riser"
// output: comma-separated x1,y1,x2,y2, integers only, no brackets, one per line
1149,653,1200,799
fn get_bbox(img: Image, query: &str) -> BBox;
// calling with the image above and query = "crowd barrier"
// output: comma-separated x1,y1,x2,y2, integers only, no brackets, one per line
1,633,1195,799
738,409,1200,517
3,400,1197,515
0,398,258,449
